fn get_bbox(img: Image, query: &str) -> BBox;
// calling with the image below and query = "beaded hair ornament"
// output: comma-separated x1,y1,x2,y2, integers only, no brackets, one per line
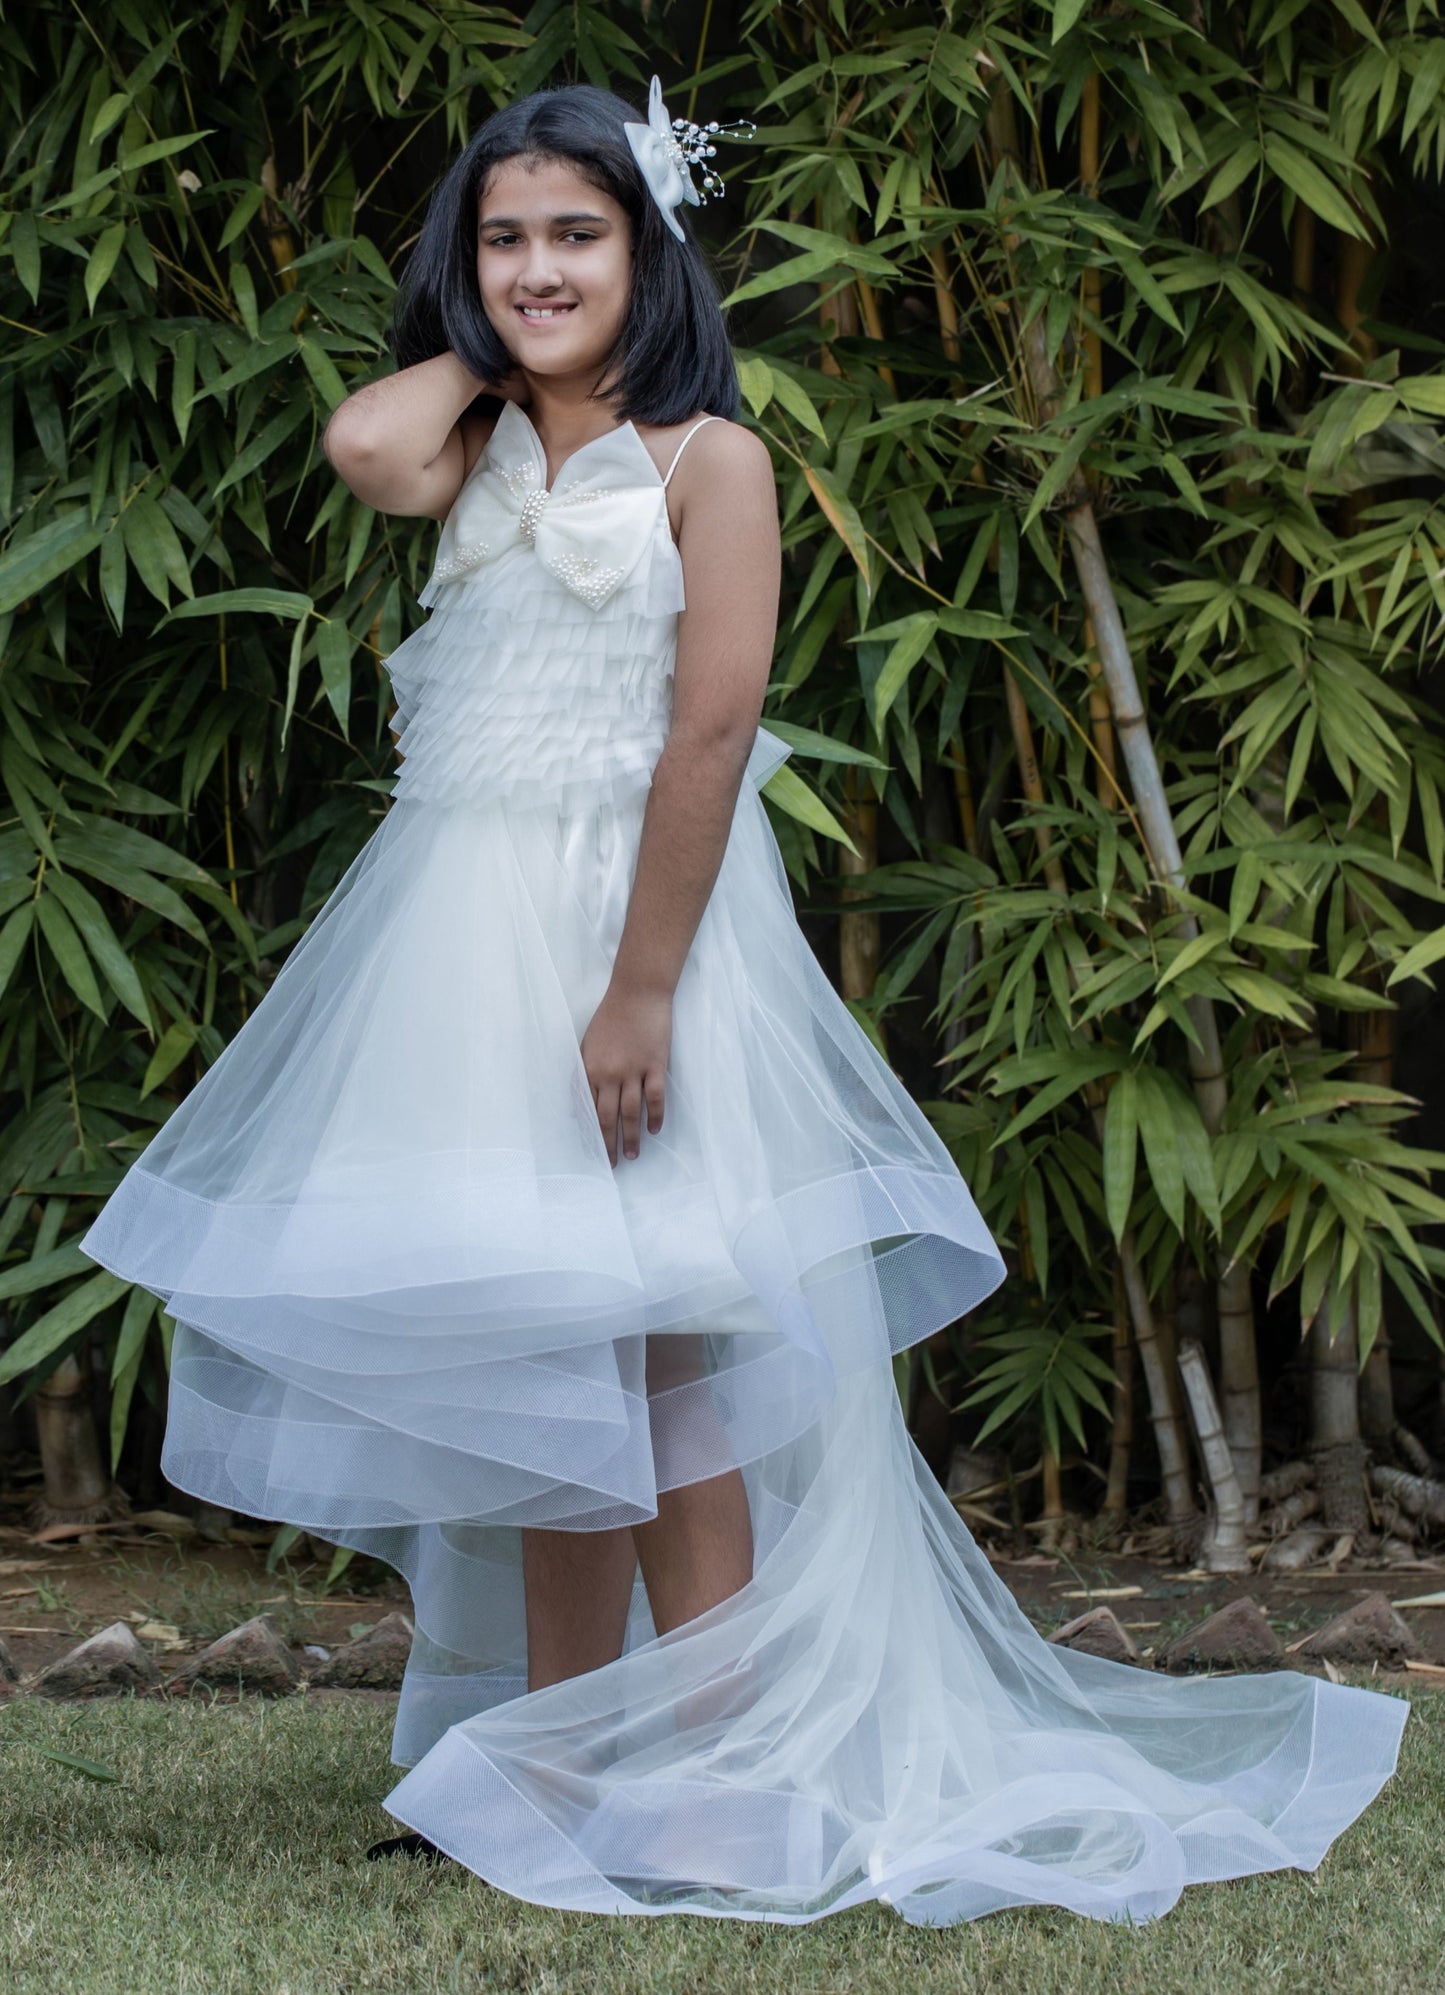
622,74,755,242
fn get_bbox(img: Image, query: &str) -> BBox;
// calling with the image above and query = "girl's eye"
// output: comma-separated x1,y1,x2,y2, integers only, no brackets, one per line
481,230,597,248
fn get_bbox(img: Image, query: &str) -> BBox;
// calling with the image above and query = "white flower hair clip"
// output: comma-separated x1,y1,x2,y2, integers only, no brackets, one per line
623,74,755,242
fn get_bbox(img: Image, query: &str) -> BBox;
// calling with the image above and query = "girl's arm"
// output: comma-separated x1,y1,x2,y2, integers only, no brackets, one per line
581,422,781,1167
322,352,507,520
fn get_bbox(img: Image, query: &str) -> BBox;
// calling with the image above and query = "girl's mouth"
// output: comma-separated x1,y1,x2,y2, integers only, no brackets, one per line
517,303,578,322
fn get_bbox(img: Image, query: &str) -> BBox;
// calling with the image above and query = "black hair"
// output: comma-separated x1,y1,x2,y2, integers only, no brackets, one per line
390,82,739,426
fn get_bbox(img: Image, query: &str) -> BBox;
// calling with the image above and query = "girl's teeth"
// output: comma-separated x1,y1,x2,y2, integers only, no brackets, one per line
522,307,571,318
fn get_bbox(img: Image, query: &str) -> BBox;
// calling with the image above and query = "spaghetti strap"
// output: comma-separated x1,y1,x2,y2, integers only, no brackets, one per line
661,415,724,487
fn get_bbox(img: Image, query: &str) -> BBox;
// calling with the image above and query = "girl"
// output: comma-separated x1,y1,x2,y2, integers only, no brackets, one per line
81,78,1408,1924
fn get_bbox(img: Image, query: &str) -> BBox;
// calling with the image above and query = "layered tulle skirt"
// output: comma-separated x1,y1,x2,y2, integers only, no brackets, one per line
79,740,1409,1926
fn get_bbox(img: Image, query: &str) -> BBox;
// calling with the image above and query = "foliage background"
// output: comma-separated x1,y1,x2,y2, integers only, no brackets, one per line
3,0,1445,1544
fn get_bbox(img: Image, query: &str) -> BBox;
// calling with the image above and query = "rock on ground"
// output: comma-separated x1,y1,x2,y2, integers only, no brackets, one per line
1294,1591,1422,1667
28,1620,164,1698
308,1611,414,1690
165,1614,300,1696
1160,1595,1283,1673
1049,1605,1146,1666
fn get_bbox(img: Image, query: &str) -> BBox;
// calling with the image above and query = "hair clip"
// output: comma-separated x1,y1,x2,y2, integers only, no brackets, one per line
623,75,756,242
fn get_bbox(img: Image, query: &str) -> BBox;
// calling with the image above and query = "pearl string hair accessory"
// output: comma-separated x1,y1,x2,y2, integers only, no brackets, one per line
623,74,756,242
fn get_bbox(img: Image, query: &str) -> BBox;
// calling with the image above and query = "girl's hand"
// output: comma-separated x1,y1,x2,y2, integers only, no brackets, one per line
580,981,672,1166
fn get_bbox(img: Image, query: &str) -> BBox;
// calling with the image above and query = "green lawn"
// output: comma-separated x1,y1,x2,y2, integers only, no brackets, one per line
1,1684,1441,1995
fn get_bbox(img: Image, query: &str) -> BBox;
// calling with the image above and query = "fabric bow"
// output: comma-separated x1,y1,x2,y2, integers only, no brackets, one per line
420,403,668,611
622,76,700,244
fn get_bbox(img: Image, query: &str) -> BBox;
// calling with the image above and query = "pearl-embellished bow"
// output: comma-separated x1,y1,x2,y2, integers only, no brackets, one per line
421,402,671,611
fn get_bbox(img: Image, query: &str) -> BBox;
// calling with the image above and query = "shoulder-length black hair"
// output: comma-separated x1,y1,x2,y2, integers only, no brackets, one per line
390,82,739,426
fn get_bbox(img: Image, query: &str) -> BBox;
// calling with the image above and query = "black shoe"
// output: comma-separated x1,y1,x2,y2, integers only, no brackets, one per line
366,1830,454,1866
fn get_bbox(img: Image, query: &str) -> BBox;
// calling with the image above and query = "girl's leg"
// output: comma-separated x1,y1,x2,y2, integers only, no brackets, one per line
517,1335,753,1695
521,1524,638,1691
631,1467,754,1633
632,1332,754,1635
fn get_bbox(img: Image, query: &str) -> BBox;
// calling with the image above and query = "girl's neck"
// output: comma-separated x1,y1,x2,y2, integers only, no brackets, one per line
520,377,627,463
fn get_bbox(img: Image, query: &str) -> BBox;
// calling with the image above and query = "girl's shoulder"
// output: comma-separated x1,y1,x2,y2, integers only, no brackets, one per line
637,413,771,491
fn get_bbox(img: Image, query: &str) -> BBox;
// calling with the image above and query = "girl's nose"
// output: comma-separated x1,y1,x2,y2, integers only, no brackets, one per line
520,245,566,292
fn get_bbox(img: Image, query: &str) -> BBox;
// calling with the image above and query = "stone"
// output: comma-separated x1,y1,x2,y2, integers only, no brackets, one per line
1160,1595,1283,1673
308,1611,414,1690
0,1635,18,1684
28,1620,163,1698
1048,1605,1146,1666
165,1614,299,1696
1294,1592,1422,1668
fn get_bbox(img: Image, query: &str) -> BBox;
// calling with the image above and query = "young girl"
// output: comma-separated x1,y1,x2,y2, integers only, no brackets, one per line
81,78,1408,1924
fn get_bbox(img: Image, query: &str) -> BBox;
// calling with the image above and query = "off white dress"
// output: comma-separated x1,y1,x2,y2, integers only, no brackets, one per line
80,400,1408,1923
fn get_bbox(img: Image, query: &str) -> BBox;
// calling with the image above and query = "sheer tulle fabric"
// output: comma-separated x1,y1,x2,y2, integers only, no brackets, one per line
79,412,1408,1924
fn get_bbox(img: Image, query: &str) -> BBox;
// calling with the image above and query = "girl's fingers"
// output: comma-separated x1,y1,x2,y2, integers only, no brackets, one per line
619,1076,644,1161
594,1080,620,1167
644,1070,666,1135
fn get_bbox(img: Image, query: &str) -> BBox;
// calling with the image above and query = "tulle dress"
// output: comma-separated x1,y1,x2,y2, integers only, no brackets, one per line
80,399,1409,1924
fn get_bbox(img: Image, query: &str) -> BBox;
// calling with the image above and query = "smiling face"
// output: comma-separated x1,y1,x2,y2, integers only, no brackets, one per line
476,154,633,389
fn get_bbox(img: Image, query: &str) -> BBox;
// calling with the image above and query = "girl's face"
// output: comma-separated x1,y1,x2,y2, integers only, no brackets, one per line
476,155,632,386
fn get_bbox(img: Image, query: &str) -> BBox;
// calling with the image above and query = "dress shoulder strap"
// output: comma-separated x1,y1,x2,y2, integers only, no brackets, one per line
661,415,724,488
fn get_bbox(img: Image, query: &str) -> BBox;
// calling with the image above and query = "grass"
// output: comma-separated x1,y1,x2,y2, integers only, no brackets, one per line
1,1684,1441,1995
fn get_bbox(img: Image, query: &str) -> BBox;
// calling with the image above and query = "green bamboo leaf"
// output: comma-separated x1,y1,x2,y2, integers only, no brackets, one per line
872,615,936,729
1135,1069,1185,1237
88,91,132,142
1263,139,1369,238
721,246,862,309
141,1021,197,1099
109,1284,156,1474
118,129,214,171
219,183,266,251
756,721,887,769
44,871,150,1027
0,902,34,1004
802,465,870,593
735,356,774,418
0,1270,131,1386
35,893,107,1020
1103,1072,1138,1244
298,336,348,410
0,510,111,616
164,588,314,623
84,222,128,313
760,763,859,854
313,616,354,732
0,1241,94,1304
1386,922,1445,989
1051,0,1088,40
213,402,308,496
120,493,194,609
10,211,41,303
26,1746,121,1783
769,369,827,441
1396,375,1445,419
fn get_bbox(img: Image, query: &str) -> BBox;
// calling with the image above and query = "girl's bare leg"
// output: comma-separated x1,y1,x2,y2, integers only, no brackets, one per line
631,1468,754,1634
522,1523,638,1691
519,1335,753,1694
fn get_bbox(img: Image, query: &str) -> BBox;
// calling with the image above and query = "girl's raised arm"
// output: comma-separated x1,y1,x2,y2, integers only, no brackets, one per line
323,352,503,521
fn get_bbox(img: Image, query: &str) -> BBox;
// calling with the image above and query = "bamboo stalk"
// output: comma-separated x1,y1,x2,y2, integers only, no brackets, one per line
838,763,885,1043
1038,1441,1064,1549
1002,659,1198,1534
855,274,897,395
1120,1246,1198,1548
981,81,1253,1524
1177,1337,1251,1569
1103,1258,1133,1516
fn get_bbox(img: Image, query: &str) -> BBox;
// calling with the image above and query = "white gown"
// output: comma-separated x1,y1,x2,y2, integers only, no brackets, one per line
80,400,1408,1924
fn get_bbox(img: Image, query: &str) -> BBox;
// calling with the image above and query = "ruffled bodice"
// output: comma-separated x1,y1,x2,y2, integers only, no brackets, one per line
385,402,786,814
